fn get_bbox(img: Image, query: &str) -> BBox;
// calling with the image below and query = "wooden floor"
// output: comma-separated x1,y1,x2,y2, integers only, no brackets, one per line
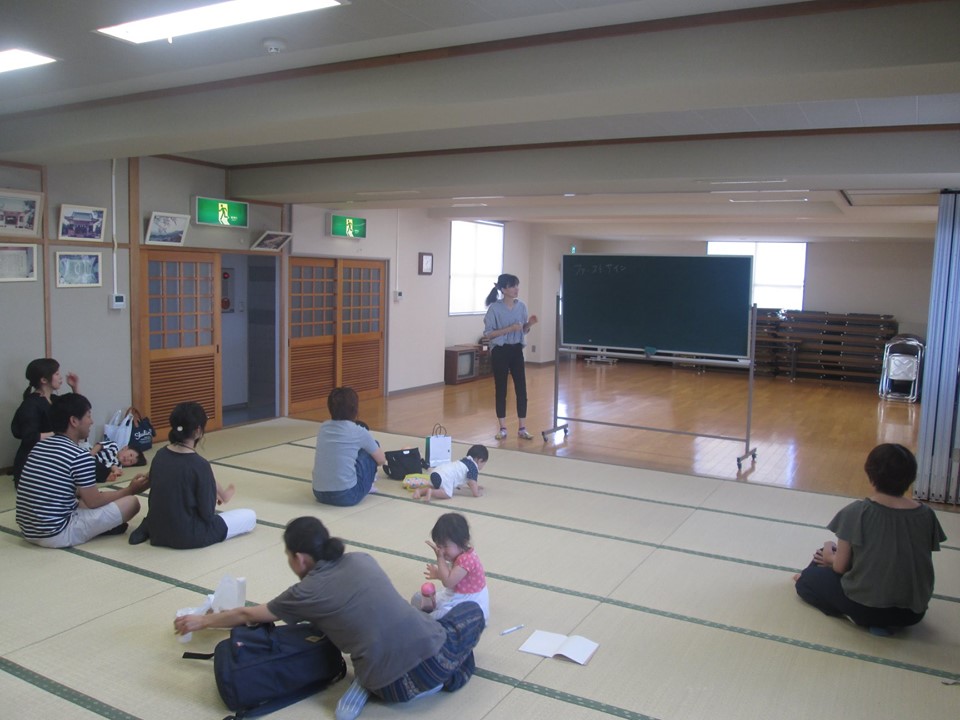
291,358,944,503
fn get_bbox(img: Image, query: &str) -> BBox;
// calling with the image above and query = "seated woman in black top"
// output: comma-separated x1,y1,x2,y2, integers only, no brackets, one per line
129,402,255,548
10,358,79,487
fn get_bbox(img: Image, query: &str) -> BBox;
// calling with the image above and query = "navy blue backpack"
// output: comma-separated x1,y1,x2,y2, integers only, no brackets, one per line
184,622,346,719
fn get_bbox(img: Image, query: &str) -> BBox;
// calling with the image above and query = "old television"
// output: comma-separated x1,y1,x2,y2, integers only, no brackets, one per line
444,346,478,385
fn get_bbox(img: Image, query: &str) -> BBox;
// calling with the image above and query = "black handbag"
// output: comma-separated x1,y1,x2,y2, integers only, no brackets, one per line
383,448,427,480
128,408,155,452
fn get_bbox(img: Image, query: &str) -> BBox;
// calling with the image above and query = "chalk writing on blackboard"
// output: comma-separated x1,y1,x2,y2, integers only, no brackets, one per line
571,263,628,276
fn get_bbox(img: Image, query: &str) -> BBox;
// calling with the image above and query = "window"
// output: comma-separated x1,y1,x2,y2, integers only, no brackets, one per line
707,241,806,310
449,220,503,314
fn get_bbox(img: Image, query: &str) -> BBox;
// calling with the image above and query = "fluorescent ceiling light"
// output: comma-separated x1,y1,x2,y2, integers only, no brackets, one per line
452,196,504,200
97,1,343,44
704,179,787,185
711,189,810,194
0,49,56,74
728,198,809,203
356,189,419,196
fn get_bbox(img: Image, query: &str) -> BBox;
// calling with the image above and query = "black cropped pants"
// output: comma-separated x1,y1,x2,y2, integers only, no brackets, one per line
491,343,527,420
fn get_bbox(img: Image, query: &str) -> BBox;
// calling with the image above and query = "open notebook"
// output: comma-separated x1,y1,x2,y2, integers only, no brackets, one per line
518,630,599,665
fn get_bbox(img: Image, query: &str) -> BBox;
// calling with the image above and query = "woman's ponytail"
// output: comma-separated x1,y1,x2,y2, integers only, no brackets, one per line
485,273,520,307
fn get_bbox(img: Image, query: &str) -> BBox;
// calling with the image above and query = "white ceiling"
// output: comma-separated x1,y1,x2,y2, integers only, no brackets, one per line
1,0,959,242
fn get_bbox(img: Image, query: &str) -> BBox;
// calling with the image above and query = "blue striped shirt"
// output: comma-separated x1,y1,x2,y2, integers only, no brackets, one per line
16,434,96,538
483,299,529,347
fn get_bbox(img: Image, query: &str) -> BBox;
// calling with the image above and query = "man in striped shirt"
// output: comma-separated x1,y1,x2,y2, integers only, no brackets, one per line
15,394,149,548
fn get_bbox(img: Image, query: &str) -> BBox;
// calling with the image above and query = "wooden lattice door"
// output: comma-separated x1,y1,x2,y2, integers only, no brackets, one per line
339,260,385,399
288,258,384,414
141,251,222,434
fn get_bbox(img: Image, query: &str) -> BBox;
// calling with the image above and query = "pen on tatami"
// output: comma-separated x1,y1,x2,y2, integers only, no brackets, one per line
500,624,524,636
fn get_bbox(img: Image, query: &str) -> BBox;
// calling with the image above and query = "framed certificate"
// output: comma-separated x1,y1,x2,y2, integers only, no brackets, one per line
418,252,433,275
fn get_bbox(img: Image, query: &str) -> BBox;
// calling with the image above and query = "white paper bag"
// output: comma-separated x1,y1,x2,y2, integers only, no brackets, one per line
425,424,452,467
175,595,213,643
104,409,133,448
211,575,247,612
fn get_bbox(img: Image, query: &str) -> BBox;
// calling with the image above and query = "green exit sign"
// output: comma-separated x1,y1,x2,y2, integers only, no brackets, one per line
328,214,366,238
195,196,249,228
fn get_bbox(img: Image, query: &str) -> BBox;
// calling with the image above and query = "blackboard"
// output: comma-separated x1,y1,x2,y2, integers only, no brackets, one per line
561,255,753,358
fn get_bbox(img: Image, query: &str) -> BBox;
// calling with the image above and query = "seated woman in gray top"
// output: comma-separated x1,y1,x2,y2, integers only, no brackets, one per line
175,516,485,720
312,387,386,506
793,443,946,635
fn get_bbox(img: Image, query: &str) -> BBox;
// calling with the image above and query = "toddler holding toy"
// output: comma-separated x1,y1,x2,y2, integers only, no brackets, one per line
414,512,489,622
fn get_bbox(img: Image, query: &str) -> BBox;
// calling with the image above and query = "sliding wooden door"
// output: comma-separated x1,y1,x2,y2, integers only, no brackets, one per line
288,258,384,413
339,260,386,398
141,251,222,433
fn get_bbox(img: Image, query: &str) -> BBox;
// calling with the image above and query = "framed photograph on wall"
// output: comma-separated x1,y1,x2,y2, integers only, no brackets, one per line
0,189,43,238
251,231,293,251
145,211,190,246
56,251,102,288
0,244,38,282
418,252,433,275
58,204,107,241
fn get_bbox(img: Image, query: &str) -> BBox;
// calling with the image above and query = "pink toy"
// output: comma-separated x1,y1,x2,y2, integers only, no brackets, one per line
421,582,436,597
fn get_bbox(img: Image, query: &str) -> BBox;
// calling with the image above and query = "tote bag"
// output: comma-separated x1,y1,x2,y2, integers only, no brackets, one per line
103,409,133,448
424,423,452,467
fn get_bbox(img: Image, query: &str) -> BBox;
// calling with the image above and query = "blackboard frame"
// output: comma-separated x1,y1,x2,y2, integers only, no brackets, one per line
561,254,754,359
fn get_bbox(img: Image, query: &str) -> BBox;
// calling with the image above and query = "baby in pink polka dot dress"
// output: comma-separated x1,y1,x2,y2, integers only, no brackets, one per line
415,512,489,622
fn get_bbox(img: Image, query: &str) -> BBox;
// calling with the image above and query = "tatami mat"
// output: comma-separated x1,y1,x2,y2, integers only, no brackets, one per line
1,419,957,720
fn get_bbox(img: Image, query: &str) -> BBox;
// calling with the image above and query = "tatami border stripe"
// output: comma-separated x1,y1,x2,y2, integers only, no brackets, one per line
474,668,661,720
215,441,960,552
0,657,142,720
209,456,960,600
253,519,960,683
4,430,957,718
2,520,958,720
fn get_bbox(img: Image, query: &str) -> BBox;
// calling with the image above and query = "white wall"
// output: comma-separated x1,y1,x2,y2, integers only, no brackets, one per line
557,238,934,339
1,160,134,456
444,221,534,351
1,157,285,471
805,242,933,338
291,206,452,393
1,154,937,470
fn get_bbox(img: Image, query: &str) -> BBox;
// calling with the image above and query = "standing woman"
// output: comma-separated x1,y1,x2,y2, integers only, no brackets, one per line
129,401,255,547
10,358,79,487
484,274,538,440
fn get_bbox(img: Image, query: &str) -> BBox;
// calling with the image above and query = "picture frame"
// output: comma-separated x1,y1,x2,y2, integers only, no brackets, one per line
0,243,38,282
56,251,102,288
58,204,107,241
418,252,433,275
145,211,190,246
0,189,44,238
251,231,293,251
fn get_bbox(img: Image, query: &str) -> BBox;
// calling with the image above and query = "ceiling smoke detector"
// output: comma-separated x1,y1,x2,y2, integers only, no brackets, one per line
263,39,287,54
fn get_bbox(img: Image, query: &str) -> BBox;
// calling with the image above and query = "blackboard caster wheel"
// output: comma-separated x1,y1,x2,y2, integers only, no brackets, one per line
563,428,569,436
736,459,742,470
